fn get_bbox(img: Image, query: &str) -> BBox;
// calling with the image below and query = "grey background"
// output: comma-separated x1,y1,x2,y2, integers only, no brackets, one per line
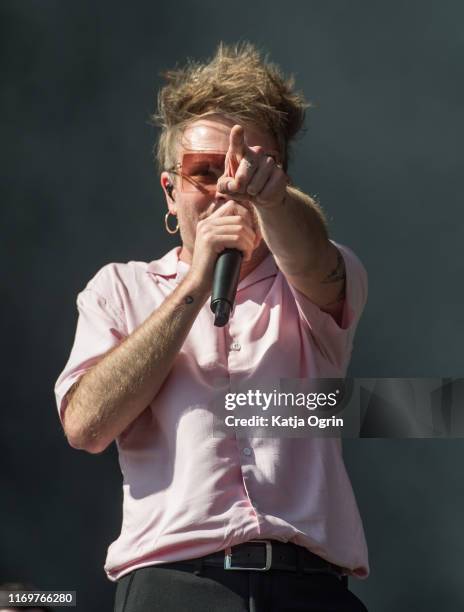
2,1,463,610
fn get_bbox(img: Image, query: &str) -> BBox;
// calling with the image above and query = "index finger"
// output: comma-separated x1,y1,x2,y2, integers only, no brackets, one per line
229,125,247,158
224,125,250,177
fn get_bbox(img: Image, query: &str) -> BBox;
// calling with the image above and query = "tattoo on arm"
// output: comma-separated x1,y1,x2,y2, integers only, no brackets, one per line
168,295,196,331
321,249,346,305
321,249,346,284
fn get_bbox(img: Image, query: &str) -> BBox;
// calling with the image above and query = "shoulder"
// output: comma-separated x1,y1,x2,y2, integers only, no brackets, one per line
86,260,151,291
332,240,367,275
86,247,180,291
79,260,154,321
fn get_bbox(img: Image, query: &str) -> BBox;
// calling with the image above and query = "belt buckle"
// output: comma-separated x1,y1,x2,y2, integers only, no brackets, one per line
224,539,272,571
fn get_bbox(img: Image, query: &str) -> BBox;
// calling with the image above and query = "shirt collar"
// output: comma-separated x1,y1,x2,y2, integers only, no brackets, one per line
146,246,278,289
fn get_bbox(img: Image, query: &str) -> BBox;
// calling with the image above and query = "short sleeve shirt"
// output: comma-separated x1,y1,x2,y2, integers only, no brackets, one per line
54,239,369,581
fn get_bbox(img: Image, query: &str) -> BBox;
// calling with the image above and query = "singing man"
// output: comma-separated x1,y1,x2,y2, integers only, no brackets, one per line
55,42,369,612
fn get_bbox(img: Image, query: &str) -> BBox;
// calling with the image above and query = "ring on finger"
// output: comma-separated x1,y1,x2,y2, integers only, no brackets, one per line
264,153,282,169
264,153,283,170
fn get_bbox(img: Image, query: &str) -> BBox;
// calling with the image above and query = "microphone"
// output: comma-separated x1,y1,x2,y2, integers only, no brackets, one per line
210,248,243,327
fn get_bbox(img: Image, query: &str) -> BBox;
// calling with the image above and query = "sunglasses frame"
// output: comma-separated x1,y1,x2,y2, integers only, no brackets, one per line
166,149,283,194
167,151,227,194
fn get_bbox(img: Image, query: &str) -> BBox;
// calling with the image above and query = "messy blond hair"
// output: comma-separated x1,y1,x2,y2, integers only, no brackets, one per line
151,42,310,176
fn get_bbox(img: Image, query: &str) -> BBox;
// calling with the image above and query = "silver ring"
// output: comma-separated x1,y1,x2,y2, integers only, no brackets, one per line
264,153,282,169
244,157,255,169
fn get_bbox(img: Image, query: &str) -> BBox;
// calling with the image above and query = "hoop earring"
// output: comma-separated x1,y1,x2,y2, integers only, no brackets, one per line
164,211,179,235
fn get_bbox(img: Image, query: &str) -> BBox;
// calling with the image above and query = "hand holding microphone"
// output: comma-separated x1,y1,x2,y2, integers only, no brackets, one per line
187,201,257,312
189,121,286,326
206,125,287,325
207,127,257,326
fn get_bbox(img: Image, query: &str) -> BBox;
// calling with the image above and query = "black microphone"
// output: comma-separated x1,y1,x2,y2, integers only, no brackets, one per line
210,248,243,327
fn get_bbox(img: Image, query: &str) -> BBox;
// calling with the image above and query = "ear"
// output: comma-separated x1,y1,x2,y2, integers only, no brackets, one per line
160,171,177,215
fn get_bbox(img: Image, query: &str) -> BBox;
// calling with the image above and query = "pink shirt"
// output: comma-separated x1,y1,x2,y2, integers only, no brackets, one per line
54,239,369,582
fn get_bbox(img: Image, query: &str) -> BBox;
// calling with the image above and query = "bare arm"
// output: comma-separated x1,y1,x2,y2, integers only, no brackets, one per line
63,200,257,454
63,274,209,454
254,186,347,325
216,126,345,323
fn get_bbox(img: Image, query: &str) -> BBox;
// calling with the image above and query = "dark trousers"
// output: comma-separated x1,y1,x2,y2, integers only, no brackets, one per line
114,563,368,612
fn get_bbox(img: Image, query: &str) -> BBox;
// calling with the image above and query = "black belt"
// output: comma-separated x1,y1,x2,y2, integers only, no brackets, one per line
154,540,346,580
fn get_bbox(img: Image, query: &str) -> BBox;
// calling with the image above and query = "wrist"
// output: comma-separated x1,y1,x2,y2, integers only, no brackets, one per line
182,270,212,301
254,189,288,219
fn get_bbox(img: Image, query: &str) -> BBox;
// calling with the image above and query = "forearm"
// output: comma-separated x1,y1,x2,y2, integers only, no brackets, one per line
255,185,330,277
64,274,209,453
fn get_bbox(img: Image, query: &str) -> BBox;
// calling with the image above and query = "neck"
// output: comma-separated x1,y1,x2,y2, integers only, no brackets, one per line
238,241,270,280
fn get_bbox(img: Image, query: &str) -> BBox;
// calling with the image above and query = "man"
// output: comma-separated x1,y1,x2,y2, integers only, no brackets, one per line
55,42,369,611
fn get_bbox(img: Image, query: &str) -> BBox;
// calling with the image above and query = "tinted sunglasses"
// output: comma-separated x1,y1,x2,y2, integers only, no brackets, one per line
169,152,226,193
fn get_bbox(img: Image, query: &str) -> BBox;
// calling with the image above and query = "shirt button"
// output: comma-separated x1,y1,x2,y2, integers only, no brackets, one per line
231,342,241,351
242,447,252,456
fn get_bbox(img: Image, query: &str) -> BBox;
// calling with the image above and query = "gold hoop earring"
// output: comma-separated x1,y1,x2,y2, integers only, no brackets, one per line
164,211,179,235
